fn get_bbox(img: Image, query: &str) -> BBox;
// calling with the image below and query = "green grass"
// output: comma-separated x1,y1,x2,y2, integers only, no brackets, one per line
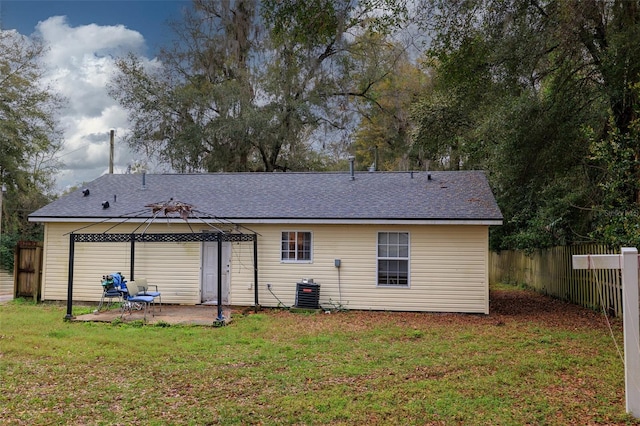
0,290,635,425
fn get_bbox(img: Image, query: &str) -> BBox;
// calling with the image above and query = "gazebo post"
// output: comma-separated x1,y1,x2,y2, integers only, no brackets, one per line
216,234,223,322
64,233,75,320
254,235,259,312
129,234,135,281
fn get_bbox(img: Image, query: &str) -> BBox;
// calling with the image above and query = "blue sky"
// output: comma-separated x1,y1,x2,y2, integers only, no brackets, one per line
0,0,190,191
1,0,188,55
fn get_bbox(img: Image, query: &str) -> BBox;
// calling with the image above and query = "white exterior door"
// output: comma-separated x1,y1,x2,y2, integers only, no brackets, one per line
201,241,231,304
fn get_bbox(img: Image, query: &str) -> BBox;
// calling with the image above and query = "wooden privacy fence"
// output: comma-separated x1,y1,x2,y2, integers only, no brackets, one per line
14,241,43,301
490,245,622,317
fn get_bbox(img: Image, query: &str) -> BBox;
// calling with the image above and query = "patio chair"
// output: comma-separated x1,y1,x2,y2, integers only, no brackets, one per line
131,277,161,312
97,275,123,312
119,280,155,321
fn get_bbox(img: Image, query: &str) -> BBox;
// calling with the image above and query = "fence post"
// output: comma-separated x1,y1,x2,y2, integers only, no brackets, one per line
573,247,640,417
622,247,640,417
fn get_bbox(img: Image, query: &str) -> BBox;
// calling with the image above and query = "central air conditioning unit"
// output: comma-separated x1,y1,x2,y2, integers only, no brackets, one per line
295,280,320,309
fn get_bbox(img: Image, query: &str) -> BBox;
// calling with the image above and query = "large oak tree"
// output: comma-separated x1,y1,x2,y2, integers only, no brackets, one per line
109,0,408,173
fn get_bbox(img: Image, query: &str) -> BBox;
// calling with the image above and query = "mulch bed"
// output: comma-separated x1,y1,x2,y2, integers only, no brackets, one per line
489,287,618,330
74,286,619,331
245,286,622,337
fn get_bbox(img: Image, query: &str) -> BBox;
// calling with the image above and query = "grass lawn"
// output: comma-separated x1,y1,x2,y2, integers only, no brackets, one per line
0,284,636,425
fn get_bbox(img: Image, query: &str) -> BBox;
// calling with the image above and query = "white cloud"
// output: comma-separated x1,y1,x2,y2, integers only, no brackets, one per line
33,16,150,192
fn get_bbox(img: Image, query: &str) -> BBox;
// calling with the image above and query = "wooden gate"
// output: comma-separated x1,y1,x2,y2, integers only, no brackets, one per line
14,241,43,301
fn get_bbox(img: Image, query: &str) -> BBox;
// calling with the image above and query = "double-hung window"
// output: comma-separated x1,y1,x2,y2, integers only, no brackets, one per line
377,232,409,286
281,231,312,262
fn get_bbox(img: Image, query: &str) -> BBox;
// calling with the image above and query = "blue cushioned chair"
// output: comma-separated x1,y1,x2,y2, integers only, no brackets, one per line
132,278,161,312
119,280,155,321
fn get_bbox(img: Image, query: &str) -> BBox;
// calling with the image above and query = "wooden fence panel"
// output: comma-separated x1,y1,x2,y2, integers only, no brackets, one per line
14,241,43,301
490,245,622,317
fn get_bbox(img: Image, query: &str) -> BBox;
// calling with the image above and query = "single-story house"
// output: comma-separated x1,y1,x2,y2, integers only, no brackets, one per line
28,170,502,314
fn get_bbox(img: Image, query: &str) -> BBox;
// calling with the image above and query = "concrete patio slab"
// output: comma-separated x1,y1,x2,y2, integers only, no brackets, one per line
73,304,237,326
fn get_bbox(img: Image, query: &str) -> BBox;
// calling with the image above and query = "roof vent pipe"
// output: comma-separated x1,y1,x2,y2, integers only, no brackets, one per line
348,156,355,180
142,172,146,190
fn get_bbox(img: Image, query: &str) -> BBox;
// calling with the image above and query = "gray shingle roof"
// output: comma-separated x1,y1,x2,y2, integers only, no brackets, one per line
29,171,503,223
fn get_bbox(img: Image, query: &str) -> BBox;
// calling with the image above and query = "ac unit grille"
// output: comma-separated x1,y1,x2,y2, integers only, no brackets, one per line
295,282,320,309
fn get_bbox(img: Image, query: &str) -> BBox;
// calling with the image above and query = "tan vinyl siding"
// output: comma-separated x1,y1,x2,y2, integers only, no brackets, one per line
41,222,489,313
230,224,489,314
41,223,201,304
0,268,12,295
131,241,201,303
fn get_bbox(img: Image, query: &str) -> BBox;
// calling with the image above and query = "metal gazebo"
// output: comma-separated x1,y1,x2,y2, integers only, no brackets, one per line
63,202,259,324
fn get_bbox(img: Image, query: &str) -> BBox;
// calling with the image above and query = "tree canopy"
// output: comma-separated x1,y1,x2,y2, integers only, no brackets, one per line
109,0,640,251
0,30,64,270
109,0,409,173
413,0,640,250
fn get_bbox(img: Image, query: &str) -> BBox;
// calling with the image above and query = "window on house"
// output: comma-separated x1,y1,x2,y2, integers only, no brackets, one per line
281,231,312,262
377,232,409,286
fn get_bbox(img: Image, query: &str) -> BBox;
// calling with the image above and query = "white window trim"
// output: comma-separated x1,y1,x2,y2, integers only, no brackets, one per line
280,230,313,263
376,231,410,287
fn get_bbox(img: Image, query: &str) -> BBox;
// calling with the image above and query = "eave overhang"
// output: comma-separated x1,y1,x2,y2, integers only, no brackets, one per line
29,216,503,226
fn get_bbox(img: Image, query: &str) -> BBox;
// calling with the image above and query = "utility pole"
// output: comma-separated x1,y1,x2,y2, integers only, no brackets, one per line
0,180,3,244
109,129,114,174
0,178,5,269
0,170,4,247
